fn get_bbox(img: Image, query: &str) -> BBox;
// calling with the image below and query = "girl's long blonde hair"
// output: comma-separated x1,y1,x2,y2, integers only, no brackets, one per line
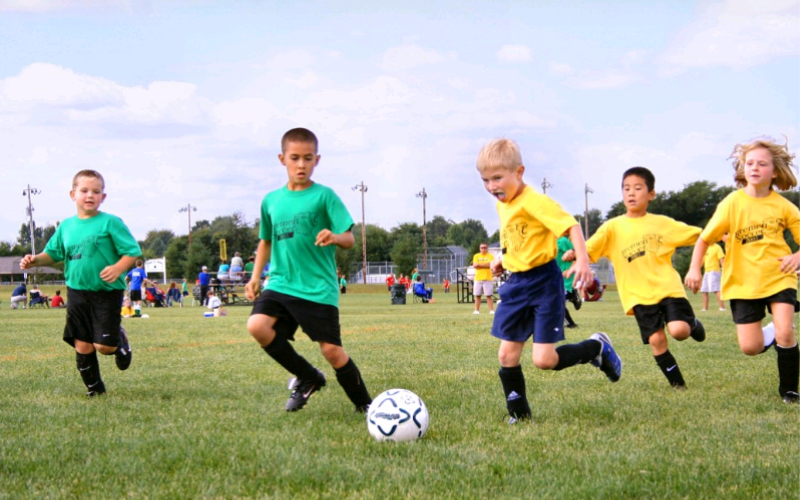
731,137,797,190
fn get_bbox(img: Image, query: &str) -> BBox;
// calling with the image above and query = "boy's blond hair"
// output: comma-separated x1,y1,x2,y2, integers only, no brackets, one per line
476,138,523,172
731,138,797,191
72,169,105,189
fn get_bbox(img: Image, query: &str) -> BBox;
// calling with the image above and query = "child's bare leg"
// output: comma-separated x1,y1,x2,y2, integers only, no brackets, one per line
736,323,767,356
716,292,725,310
666,320,691,341
498,340,530,420
702,293,709,311
320,341,372,411
650,329,685,388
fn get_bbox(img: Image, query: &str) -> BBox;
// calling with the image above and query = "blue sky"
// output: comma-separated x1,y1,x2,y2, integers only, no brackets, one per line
1,0,798,246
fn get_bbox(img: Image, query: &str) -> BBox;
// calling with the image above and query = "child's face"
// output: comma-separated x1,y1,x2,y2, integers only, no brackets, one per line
480,164,525,203
279,141,320,189
70,176,106,217
743,147,776,190
622,174,654,216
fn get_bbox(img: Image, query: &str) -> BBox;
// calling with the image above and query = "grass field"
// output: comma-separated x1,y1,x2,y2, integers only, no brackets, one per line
1,284,798,499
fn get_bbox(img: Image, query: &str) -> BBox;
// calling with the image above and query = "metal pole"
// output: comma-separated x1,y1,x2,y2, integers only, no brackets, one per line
416,188,428,269
541,178,553,194
584,183,593,236
352,182,368,284
23,185,40,256
179,204,197,246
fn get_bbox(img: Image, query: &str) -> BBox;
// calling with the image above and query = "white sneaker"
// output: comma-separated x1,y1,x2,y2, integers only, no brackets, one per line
763,322,776,349
719,308,726,311
489,310,495,315
473,311,480,315
701,309,707,312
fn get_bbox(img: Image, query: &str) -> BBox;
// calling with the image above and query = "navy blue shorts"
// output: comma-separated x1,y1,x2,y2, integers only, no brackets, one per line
491,260,566,344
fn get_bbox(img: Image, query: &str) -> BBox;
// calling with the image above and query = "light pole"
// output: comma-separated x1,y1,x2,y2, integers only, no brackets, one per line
584,183,594,237
416,188,428,270
22,185,40,257
541,177,553,194
352,182,368,284
179,204,197,246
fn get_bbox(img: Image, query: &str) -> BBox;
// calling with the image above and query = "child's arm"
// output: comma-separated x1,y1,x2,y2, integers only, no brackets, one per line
245,239,271,301
684,238,709,294
20,252,55,270
563,225,592,290
100,255,137,283
315,229,354,249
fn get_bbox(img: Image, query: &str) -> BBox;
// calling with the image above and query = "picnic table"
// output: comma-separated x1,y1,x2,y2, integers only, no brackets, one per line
210,283,254,306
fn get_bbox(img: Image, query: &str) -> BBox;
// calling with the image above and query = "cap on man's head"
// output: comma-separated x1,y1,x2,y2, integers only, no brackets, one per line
202,266,208,270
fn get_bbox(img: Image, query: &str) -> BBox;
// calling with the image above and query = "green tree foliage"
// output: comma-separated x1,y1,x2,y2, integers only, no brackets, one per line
16,222,57,255
0,241,13,256
426,216,453,248
573,208,604,238
183,238,215,281
390,236,419,276
139,229,174,259
353,224,393,262
164,236,189,279
446,219,489,255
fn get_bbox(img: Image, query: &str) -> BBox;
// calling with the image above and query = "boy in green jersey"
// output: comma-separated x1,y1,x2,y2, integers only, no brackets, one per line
21,170,141,396
244,128,372,413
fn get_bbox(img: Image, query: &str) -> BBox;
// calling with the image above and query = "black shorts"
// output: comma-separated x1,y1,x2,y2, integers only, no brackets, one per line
130,289,142,302
64,288,124,348
632,297,695,344
730,288,798,325
250,290,342,346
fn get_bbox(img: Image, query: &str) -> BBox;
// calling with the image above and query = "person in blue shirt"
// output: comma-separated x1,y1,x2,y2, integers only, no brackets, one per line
11,283,27,309
125,259,147,312
199,266,211,306
413,275,434,303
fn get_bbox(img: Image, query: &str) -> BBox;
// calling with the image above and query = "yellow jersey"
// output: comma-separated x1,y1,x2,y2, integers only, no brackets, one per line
700,189,800,300
702,243,725,273
472,252,493,281
497,186,578,273
587,213,701,315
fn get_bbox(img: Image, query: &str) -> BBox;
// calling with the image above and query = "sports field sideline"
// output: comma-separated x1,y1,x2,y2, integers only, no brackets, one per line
1,284,797,499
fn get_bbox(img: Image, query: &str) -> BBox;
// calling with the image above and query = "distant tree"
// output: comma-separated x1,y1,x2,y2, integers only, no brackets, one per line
573,208,604,238
447,219,489,255
184,238,215,281
139,229,174,259
0,241,13,257
426,216,453,247
390,237,419,276
489,229,500,244
354,224,393,262
164,235,189,279
16,222,57,255
391,222,423,247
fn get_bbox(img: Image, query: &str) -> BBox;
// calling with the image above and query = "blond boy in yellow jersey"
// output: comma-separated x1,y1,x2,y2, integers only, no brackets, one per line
586,167,705,390
686,138,800,403
477,138,622,423
700,240,726,312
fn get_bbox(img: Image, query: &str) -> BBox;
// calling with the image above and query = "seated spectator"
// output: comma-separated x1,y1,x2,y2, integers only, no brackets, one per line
583,271,605,302
11,283,27,309
412,276,434,303
206,290,227,317
145,281,166,307
244,256,255,281
167,282,183,307
121,297,135,317
230,252,244,281
51,290,66,308
29,284,50,308
218,260,230,283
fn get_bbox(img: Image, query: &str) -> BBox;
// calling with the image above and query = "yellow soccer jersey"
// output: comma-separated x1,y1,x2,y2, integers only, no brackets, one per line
701,189,800,300
587,213,701,315
702,243,725,273
472,253,493,281
497,186,577,273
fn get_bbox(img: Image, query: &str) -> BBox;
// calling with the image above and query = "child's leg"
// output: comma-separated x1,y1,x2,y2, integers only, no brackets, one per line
74,339,105,396
702,293,709,311
666,320,691,341
536,341,600,370
498,340,531,419
247,314,317,380
649,329,686,388
564,307,578,328
715,292,725,310
736,323,769,356
320,342,372,411
771,302,798,400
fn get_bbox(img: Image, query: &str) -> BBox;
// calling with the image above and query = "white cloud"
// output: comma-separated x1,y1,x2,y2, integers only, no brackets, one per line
658,0,800,77
621,50,647,67
284,71,319,90
548,62,575,77
0,0,138,12
379,44,455,71
497,44,533,64
562,68,646,90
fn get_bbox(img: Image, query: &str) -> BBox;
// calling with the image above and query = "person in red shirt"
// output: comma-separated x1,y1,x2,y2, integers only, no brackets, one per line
51,289,66,308
443,278,450,293
385,273,396,291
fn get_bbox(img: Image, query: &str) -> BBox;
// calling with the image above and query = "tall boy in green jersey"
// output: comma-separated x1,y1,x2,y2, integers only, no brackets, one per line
20,170,140,397
245,128,372,413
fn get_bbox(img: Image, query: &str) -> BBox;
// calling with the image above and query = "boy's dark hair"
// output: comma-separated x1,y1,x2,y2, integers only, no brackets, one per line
55,290,61,295
281,128,318,153
622,166,655,191
136,259,144,267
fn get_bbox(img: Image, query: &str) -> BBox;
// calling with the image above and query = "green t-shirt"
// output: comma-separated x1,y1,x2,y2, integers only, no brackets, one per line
259,183,353,307
244,261,254,278
556,236,574,293
340,277,347,288
44,212,141,291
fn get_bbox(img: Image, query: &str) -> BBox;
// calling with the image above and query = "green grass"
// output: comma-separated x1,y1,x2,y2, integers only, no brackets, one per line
0,285,798,499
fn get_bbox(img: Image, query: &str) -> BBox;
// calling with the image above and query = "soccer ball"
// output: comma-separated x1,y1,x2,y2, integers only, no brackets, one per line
366,389,429,442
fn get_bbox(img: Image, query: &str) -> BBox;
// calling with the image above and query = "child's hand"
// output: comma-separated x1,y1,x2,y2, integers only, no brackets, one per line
565,262,591,291
244,279,260,301
315,229,336,247
19,254,35,270
778,252,800,274
100,265,122,283
490,255,504,277
684,267,702,293
562,249,576,262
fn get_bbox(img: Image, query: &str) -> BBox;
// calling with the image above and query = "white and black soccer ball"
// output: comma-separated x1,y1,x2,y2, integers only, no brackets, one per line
367,389,429,442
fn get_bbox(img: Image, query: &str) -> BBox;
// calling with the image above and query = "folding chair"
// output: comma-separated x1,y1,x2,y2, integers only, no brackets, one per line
30,293,49,308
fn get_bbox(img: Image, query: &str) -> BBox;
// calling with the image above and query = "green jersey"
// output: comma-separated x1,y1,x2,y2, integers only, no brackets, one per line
259,183,353,307
556,236,574,293
44,212,141,292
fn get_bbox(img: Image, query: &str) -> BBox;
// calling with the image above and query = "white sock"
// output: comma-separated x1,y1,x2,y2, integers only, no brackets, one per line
762,322,776,348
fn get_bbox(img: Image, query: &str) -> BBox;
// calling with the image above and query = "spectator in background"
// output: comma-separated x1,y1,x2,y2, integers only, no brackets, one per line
230,252,244,281
167,282,183,307
385,273,396,292
244,256,255,281
10,283,27,309
218,260,230,283
121,297,135,317
51,289,66,308
30,284,50,308
199,266,211,306
443,278,450,293
340,275,347,294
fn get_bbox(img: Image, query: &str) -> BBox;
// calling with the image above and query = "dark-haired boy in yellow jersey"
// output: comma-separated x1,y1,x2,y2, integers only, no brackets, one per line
585,166,705,390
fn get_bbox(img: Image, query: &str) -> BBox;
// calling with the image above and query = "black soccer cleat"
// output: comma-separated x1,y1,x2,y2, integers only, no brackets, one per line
115,326,132,371
570,290,582,311
286,369,326,412
354,403,370,414
782,391,800,404
86,381,106,398
690,318,706,342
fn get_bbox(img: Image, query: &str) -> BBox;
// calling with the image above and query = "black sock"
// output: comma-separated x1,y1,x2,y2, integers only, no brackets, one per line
654,350,685,388
263,335,317,380
76,351,105,393
498,365,531,419
334,358,372,408
554,339,602,370
564,308,577,327
776,343,799,397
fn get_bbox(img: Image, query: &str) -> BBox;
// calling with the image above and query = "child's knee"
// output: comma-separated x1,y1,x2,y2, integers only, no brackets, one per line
648,331,668,351
95,344,116,355
320,343,347,366
668,321,691,340
247,315,275,346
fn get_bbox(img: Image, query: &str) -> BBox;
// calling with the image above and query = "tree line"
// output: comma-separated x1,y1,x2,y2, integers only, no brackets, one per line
3,181,797,280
